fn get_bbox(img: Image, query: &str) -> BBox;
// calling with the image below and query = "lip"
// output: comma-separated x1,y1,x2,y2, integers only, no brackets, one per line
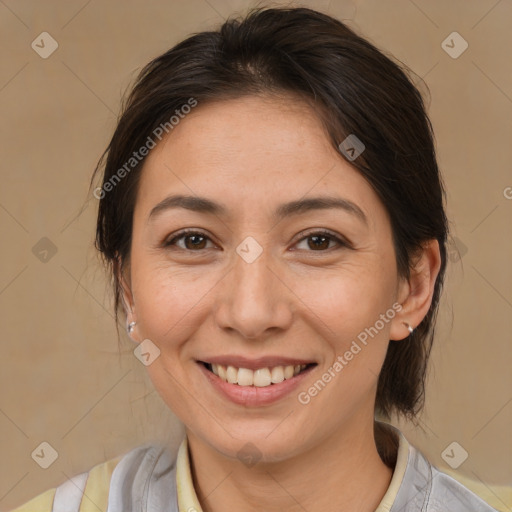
197,360,317,406
199,355,316,371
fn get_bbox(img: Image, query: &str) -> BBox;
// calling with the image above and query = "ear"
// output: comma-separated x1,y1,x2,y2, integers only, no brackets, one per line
390,239,442,341
115,254,136,325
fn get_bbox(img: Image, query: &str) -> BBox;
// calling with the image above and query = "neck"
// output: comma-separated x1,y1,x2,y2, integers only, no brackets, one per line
186,420,396,512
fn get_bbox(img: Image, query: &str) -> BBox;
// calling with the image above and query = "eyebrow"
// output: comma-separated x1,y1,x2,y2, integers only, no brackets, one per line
148,194,368,225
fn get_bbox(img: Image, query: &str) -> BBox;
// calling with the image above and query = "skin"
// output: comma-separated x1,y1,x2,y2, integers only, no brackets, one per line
119,93,441,512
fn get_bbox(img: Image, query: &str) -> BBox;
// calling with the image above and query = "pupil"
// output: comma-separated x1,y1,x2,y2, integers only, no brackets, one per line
310,235,328,250
187,235,205,249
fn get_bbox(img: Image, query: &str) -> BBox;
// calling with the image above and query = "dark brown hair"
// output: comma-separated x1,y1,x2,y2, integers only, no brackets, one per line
90,6,448,425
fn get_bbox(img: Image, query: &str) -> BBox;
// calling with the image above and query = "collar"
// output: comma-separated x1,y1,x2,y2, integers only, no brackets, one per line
176,422,410,512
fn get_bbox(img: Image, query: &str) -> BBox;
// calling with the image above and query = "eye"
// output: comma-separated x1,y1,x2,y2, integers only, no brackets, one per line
164,229,214,251
163,228,349,253
293,229,349,252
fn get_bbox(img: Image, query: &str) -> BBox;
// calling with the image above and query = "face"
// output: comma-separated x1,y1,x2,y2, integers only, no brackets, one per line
122,94,408,462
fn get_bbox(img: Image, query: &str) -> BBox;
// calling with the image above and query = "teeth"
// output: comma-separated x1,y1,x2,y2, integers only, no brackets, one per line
284,365,295,379
208,363,308,387
253,368,271,387
270,366,284,384
218,364,227,380
237,367,254,386
226,365,238,384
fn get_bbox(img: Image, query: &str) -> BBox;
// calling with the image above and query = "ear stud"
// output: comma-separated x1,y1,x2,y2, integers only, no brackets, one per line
403,322,414,334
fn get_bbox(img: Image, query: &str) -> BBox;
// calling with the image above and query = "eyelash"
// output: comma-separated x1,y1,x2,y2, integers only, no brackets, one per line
163,228,350,253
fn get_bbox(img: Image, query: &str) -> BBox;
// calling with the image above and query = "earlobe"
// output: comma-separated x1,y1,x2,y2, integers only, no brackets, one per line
390,239,442,341
390,314,416,341
402,322,414,335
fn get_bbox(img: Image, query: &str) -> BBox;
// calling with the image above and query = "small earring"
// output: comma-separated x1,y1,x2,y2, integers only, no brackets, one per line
403,322,414,334
127,321,136,334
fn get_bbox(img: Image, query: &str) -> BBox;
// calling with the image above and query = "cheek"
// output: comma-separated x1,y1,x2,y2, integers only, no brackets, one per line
297,261,398,383
295,261,396,332
132,259,218,345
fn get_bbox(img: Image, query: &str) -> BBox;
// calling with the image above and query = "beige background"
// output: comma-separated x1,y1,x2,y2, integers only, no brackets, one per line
1,0,511,510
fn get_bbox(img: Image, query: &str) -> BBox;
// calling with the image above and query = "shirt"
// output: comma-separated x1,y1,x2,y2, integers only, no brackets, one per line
9,421,509,511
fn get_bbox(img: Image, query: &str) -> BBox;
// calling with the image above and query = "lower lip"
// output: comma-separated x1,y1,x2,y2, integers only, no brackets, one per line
197,362,316,407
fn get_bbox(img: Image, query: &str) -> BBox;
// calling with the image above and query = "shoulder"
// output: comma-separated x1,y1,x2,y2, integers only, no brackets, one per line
397,443,507,512
9,443,173,512
106,442,178,511
428,464,511,512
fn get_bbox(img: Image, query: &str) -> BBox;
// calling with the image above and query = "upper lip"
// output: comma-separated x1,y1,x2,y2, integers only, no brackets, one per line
199,355,317,371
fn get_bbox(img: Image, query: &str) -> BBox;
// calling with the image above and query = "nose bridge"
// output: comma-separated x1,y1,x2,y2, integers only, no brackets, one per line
234,243,273,301
215,239,291,339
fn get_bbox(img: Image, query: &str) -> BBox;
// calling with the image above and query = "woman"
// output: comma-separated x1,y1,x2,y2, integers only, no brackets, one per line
11,6,501,512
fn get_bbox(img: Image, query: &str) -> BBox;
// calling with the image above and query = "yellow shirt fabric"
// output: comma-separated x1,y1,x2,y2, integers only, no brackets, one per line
10,432,511,512
9,456,121,512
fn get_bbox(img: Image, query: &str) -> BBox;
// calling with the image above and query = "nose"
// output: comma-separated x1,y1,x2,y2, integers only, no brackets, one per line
214,246,293,341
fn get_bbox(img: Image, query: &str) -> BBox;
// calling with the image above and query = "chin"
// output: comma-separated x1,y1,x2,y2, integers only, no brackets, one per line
202,428,306,465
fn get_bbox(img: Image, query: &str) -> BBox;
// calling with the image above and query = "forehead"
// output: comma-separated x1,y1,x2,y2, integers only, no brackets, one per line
156,94,333,171
134,94,383,225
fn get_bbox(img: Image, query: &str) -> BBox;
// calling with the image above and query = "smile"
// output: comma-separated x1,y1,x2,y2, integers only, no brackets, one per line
201,361,316,387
